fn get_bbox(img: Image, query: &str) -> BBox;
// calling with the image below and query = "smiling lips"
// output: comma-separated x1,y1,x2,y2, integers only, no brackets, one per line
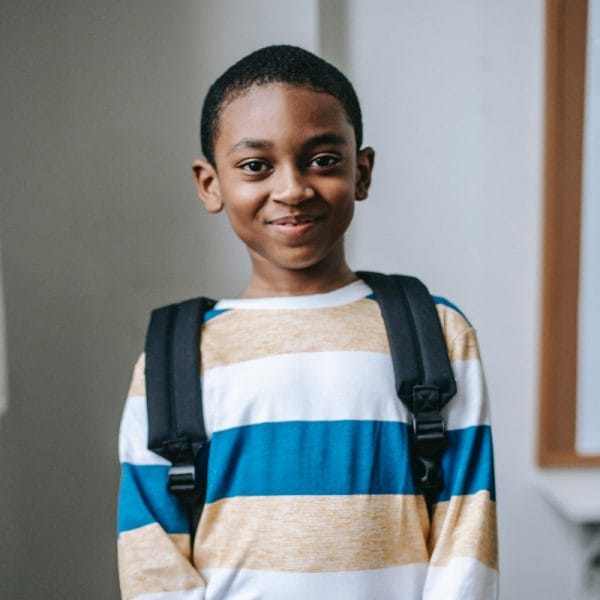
266,214,322,235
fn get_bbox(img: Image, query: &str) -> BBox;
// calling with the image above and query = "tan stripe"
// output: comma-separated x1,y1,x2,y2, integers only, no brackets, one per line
202,299,390,370
118,524,204,599
194,495,429,572
448,326,481,361
126,353,146,398
428,491,498,569
436,305,480,361
169,533,193,561
132,300,478,376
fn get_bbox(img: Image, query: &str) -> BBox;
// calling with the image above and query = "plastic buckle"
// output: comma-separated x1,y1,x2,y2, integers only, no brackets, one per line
412,410,445,450
168,464,196,495
415,455,444,492
412,412,445,491
411,385,445,491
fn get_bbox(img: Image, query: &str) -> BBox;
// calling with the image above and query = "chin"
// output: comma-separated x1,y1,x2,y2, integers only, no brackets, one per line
274,249,332,270
251,241,345,274
274,259,323,272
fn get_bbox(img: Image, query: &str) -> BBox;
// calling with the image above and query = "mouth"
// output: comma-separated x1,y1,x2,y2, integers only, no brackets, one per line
265,214,323,235
266,215,322,226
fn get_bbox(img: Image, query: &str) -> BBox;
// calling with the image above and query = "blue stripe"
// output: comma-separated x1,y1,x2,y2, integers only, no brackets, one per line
206,420,415,502
118,422,494,533
117,463,188,534
432,296,471,325
439,425,495,501
204,307,230,322
206,420,494,503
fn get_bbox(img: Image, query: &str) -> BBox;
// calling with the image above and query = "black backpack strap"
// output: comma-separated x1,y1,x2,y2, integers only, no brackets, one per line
356,271,457,504
145,296,216,532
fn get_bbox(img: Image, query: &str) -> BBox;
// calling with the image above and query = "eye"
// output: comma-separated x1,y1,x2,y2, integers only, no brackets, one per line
310,154,341,168
240,160,269,173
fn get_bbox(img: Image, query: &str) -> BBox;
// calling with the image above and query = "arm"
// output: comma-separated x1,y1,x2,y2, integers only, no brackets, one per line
117,354,206,600
422,317,498,599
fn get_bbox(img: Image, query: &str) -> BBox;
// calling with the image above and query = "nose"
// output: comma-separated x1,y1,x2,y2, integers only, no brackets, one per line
270,165,315,205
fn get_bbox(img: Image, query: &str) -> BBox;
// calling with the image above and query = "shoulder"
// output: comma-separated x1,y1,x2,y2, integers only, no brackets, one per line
126,352,146,398
431,295,480,362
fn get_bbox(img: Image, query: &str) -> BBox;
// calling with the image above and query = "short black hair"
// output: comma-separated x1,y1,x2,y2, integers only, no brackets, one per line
200,45,363,166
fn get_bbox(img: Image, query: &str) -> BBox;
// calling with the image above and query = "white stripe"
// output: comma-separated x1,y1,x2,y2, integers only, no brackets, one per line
203,351,403,436
444,359,491,429
214,279,371,311
134,588,205,600
203,352,488,436
423,556,498,599
202,564,428,600
119,395,169,466
119,356,488,466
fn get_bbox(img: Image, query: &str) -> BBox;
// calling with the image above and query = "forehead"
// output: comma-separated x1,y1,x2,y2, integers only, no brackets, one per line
214,84,355,155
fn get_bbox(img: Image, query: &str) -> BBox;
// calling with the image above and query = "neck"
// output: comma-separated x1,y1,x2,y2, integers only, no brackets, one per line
241,253,357,298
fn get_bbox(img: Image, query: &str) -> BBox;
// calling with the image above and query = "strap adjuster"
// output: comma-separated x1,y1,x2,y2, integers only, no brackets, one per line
411,386,444,447
164,438,199,496
168,464,196,495
412,410,445,452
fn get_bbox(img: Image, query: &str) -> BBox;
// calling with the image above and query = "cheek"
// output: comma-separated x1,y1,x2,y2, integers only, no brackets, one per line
327,181,356,215
221,185,264,219
324,172,355,196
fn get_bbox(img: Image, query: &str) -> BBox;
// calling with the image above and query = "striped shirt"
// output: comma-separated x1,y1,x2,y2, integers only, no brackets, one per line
117,279,498,599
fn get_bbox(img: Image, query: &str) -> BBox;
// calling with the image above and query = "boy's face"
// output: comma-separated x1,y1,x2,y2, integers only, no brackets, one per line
193,83,374,282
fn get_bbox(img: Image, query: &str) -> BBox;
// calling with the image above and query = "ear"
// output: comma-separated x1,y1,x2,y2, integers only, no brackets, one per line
192,159,223,213
355,147,375,201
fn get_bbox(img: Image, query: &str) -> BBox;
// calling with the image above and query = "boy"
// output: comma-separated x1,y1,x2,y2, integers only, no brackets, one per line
117,45,497,599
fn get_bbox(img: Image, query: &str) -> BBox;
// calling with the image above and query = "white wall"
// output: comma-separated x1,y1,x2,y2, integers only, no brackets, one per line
0,1,590,599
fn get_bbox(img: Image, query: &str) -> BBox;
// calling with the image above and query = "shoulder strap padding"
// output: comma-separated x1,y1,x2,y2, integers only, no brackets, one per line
356,271,456,407
145,296,216,462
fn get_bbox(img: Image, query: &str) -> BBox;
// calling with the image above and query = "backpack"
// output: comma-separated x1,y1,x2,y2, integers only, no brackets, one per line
144,271,457,534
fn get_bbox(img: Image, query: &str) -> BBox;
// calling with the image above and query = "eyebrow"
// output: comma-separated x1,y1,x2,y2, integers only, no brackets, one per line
302,132,348,148
227,138,273,155
226,132,350,156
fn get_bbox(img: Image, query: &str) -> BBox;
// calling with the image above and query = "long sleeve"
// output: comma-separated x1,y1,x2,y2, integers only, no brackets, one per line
117,354,206,600
422,313,498,598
